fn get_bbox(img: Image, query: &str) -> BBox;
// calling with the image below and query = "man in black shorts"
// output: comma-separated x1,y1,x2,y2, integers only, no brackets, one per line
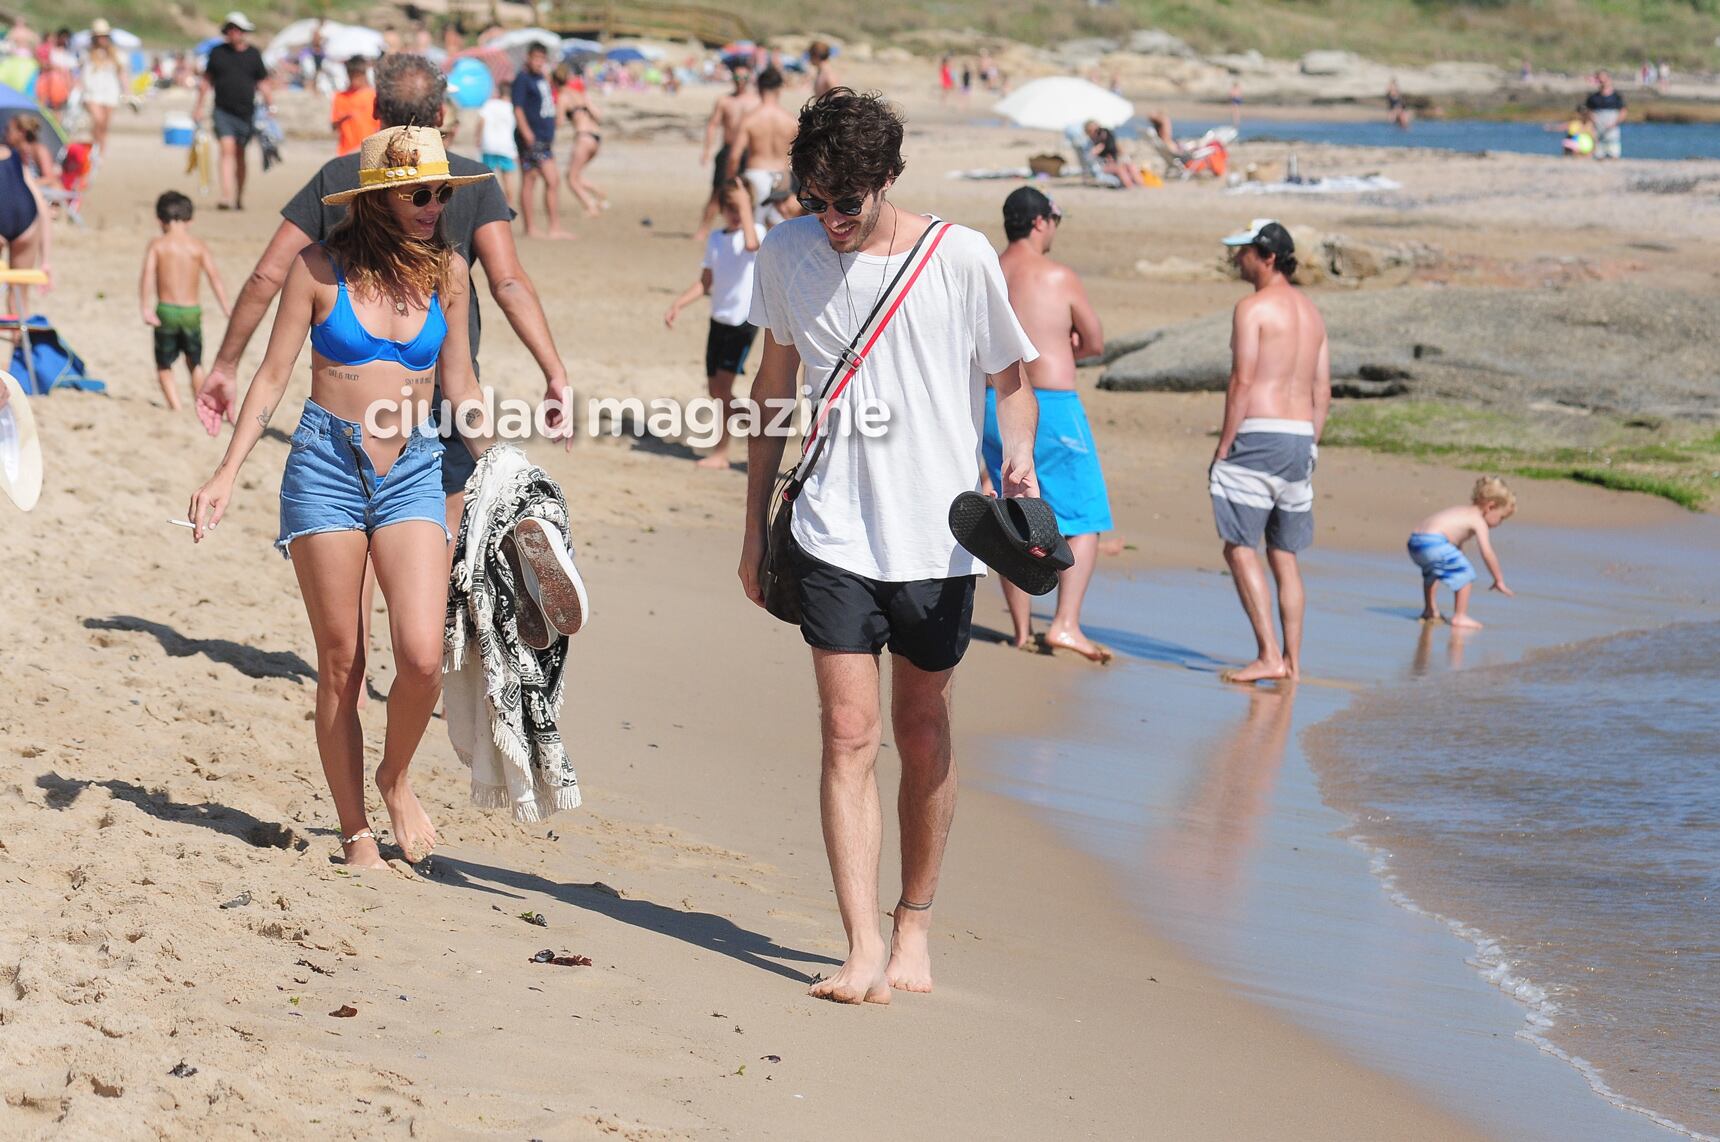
193,12,270,210
740,88,1041,1005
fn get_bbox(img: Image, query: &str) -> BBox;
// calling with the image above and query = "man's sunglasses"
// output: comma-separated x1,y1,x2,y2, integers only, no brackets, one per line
797,191,868,217
396,184,455,207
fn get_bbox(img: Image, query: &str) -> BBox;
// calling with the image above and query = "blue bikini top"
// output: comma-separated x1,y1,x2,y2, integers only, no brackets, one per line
309,247,446,371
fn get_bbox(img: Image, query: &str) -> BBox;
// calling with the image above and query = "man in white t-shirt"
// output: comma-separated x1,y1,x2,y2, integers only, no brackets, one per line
740,88,1040,1005
475,87,520,209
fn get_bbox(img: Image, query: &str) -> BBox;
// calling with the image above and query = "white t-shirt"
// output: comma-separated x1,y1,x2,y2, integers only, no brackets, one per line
478,99,518,157
702,227,758,327
749,216,1039,581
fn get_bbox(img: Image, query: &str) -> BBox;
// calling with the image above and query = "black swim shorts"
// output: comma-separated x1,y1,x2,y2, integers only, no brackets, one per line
705,319,758,378
791,539,976,673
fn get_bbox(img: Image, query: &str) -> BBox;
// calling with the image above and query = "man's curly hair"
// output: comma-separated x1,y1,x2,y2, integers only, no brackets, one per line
789,88,906,196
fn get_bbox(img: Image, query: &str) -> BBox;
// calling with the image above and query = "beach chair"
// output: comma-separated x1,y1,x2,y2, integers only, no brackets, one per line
1149,127,1235,180
40,141,90,228
1062,123,1122,189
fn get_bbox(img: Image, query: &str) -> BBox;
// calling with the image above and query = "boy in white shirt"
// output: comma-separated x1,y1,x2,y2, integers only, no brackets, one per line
475,87,519,209
663,179,759,469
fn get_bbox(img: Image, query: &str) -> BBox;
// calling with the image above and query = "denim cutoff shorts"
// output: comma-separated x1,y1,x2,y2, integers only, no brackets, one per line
276,399,451,558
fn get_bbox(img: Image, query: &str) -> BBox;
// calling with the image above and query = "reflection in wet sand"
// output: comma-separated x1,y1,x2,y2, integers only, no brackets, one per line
1157,683,1296,903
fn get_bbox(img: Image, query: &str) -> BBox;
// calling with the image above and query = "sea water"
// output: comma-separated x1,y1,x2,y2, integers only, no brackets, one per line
1308,621,1720,1138
971,520,1720,1140
1138,117,1720,162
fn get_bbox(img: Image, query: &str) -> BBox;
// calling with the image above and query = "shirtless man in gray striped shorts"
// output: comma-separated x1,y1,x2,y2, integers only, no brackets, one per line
1210,219,1331,683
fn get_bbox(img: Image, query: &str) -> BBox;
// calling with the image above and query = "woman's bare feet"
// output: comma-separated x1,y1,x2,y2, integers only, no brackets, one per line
1221,656,1291,684
886,905,935,993
809,940,891,1005
694,453,731,471
1450,614,1483,630
376,768,437,863
339,829,389,871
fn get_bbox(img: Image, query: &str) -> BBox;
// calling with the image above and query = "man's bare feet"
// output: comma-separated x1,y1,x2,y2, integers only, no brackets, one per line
886,905,935,993
1450,614,1483,630
1418,611,1444,624
694,453,731,470
1221,657,1291,684
809,941,891,1005
1043,628,1114,665
339,830,389,871
376,768,437,863
546,228,578,241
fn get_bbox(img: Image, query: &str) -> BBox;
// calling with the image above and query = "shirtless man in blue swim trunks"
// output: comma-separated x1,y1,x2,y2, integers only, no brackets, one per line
984,187,1113,662
1210,219,1330,683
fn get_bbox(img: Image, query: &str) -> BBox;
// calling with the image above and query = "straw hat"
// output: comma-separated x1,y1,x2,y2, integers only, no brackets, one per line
90,18,111,37
322,125,494,206
0,371,43,512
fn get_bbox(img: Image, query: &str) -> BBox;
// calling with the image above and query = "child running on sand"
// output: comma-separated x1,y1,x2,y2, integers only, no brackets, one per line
140,191,230,410
1407,476,1516,629
662,178,758,470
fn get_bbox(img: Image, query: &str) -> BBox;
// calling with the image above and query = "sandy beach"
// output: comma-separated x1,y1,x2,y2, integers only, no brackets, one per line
2,61,1713,1139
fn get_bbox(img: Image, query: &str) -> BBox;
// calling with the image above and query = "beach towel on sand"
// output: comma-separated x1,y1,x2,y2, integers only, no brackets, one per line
443,444,581,822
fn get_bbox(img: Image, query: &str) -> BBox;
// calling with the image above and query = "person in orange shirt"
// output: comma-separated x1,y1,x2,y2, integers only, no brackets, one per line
330,57,381,156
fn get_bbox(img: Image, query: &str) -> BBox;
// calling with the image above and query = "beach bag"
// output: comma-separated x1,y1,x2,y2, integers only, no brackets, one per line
8,318,106,394
759,220,952,624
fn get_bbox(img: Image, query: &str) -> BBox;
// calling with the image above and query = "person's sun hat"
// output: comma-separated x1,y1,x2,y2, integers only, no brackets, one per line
0,371,44,512
221,12,255,33
321,125,495,206
90,18,111,37
1221,217,1295,259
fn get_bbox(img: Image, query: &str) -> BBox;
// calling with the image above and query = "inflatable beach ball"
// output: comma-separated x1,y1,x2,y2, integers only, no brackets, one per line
447,58,493,109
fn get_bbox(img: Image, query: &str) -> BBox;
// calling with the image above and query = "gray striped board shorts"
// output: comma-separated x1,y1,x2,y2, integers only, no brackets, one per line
1209,418,1316,553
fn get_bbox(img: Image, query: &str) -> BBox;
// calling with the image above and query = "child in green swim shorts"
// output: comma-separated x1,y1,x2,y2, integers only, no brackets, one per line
140,191,231,411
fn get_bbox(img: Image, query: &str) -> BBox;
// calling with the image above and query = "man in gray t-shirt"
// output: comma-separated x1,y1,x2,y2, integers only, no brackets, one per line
197,54,572,511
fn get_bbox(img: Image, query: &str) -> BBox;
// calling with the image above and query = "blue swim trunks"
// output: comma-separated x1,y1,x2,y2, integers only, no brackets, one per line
983,387,1113,536
1407,532,1476,590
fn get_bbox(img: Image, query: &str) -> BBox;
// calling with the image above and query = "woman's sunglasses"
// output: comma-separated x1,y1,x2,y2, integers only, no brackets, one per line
797,191,868,217
396,184,455,207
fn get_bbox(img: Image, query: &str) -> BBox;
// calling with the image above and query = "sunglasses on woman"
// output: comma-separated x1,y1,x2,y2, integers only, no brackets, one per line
396,184,455,207
797,191,868,217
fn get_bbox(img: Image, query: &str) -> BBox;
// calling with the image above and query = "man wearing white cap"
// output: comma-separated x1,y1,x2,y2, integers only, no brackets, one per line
1210,218,1330,684
193,12,270,211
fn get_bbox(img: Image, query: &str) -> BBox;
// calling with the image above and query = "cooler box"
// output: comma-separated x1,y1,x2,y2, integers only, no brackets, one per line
163,115,195,147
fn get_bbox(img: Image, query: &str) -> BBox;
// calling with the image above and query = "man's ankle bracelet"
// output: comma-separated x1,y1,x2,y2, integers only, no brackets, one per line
896,897,933,912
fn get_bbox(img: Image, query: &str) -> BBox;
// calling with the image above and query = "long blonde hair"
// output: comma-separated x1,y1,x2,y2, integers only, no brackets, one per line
323,135,454,308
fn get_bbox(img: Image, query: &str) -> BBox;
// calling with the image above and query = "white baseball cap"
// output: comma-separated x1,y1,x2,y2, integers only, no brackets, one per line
1221,217,1281,246
222,11,256,32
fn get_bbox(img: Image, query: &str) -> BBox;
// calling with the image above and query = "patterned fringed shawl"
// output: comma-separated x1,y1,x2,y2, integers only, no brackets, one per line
443,444,581,822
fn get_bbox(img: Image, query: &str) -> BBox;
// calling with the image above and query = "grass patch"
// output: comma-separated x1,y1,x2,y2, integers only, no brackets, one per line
1326,400,1718,510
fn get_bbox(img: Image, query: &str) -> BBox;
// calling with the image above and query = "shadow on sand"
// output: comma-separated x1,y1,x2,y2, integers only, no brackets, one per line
35,772,310,851
85,615,317,685
427,853,841,984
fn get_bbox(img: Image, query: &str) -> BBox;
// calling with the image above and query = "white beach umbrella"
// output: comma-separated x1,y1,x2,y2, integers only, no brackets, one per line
491,27,564,54
262,20,387,67
993,76,1134,131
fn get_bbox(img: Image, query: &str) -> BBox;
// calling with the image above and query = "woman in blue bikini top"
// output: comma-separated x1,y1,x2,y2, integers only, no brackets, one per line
187,126,496,871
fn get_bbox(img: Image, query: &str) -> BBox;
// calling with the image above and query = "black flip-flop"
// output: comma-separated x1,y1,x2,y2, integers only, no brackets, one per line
948,492,1074,596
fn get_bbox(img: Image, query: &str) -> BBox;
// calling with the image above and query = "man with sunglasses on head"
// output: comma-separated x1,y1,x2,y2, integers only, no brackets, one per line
740,88,1041,1005
195,53,574,544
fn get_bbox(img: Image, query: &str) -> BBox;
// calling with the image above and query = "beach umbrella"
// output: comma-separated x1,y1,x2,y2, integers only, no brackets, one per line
605,46,647,65
491,27,562,54
0,84,65,154
262,20,386,67
450,46,514,86
993,76,1134,132
194,35,224,58
561,38,603,61
71,27,143,53
0,54,37,96
446,56,495,108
